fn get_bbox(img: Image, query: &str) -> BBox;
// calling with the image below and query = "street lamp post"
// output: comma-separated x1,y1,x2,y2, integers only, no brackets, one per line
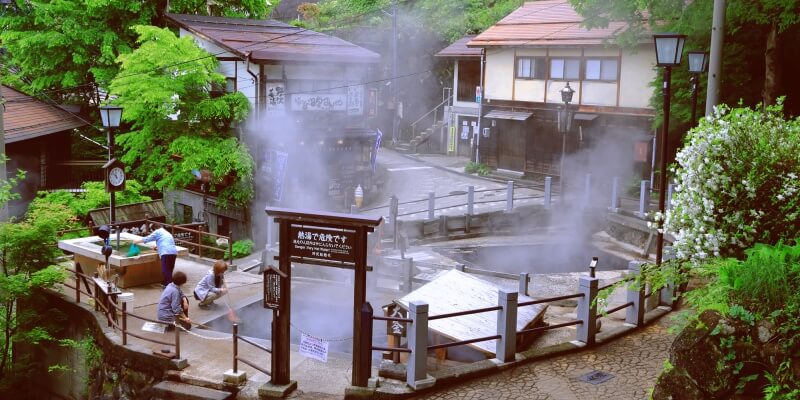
687,51,709,127
100,105,123,225
558,82,575,203
653,33,686,267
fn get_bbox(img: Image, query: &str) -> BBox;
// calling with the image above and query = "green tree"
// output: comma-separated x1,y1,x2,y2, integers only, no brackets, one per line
0,0,276,107
109,26,254,205
569,0,800,110
28,180,152,226
0,159,69,394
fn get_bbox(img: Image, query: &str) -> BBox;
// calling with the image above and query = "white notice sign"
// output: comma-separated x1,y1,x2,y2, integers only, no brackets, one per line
299,333,329,362
142,322,166,334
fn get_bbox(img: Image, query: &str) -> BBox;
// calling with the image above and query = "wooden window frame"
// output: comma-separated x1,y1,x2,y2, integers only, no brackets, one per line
548,57,581,81
584,58,620,83
515,56,547,80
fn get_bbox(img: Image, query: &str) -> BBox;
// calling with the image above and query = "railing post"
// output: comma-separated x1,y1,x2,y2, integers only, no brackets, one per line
228,229,234,265
667,183,675,210
197,226,203,259
496,290,518,362
233,323,238,373
351,204,357,214
576,276,599,345
625,261,646,326
467,186,475,215
505,180,514,213
609,176,620,212
427,192,435,220
518,273,529,296
122,301,128,346
455,263,465,272
404,257,414,293
638,180,648,216
544,177,552,209
582,173,592,208
75,268,80,303
390,196,399,249
356,302,373,387
175,322,181,359
407,301,431,389
660,248,677,307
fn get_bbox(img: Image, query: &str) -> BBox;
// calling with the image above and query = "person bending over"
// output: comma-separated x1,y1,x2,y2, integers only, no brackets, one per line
157,271,192,330
194,260,229,308
134,226,178,287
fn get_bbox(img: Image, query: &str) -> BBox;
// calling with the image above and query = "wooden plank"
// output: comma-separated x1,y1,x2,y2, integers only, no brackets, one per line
396,270,546,356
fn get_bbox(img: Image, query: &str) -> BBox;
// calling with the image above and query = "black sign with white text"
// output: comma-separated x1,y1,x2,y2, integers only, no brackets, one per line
289,225,356,263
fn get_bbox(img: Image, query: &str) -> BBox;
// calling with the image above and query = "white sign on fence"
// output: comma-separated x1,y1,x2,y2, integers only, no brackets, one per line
299,333,329,362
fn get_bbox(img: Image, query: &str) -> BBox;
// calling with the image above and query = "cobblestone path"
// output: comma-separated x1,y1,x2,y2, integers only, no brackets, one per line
412,316,677,400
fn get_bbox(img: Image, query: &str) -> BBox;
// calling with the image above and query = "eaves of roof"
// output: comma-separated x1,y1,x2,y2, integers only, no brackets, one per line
3,85,87,144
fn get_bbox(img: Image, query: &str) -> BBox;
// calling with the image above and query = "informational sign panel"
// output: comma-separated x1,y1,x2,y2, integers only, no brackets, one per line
263,268,282,310
299,333,329,362
266,82,286,112
289,225,355,263
291,94,346,111
347,85,364,116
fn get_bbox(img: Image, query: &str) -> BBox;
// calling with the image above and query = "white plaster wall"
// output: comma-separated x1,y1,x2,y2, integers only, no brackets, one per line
581,81,617,106
619,46,657,109
484,49,514,100
515,79,546,102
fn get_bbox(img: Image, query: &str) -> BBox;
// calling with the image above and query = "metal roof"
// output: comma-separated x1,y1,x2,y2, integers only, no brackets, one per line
435,36,482,58
166,14,380,64
2,85,87,144
469,0,649,48
485,110,533,121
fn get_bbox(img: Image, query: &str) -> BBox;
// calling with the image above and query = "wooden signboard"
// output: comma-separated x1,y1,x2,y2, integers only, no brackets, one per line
289,225,356,264
263,265,286,310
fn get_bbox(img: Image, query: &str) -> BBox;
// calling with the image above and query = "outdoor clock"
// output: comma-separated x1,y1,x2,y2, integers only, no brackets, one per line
103,158,126,192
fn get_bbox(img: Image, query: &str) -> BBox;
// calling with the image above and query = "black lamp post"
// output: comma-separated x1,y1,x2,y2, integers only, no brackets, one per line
653,33,686,267
558,82,575,203
687,51,709,127
100,105,123,225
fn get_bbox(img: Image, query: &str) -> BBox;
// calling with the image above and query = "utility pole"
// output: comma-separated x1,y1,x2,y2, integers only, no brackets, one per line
0,85,8,222
391,0,399,144
705,0,726,115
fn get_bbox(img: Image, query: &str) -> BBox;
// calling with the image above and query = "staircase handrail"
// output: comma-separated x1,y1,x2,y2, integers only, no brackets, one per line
409,94,453,140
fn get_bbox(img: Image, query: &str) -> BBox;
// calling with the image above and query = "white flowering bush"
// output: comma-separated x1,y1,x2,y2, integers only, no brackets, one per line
666,101,800,261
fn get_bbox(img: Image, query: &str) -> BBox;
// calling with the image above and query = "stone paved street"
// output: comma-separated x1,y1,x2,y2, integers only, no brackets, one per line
411,316,676,400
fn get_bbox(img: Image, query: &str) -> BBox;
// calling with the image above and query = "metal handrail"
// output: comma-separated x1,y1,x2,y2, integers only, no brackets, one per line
516,319,582,336
410,95,453,140
428,334,501,351
428,305,502,321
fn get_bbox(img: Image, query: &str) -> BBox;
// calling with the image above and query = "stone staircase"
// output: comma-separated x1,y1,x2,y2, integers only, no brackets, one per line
150,380,234,400
395,121,444,154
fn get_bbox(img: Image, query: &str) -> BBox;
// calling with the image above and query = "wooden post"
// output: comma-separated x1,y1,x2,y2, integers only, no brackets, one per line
273,220,291,385
467,185,475,215
197,225,203,259
174,323,181,358
121,302,127,345
233,323,238,373
638,180,648,216
496,290,517,362
352,227,369,386
355,302,373,387
610,176,620,212
390,196,399,249
228,229,234,265
427,192,435,220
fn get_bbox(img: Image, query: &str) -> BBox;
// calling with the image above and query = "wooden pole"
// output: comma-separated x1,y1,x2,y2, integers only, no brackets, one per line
352,227,369,386
272,219,291,385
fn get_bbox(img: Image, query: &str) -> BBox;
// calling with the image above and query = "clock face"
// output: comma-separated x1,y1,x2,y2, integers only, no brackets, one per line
109,167,125,186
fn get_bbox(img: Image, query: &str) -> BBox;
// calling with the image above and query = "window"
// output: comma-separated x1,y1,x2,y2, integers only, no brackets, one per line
550,58,580,80
516,57,546,79
585,58,619,81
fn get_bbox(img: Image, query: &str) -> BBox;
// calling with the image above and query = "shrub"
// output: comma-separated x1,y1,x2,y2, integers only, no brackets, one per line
231,239,254,259
464,161,491,176
666,101,800,261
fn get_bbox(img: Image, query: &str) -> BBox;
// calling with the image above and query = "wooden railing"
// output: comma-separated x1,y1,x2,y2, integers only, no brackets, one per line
60,264,181,358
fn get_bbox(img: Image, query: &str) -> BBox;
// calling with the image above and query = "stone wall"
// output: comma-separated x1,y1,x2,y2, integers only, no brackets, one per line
28,291,178,399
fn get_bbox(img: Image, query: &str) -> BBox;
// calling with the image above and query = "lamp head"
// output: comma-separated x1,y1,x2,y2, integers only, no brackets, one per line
560,82,575,104
687,51,709,74
99,105,123,128
653,33,687,67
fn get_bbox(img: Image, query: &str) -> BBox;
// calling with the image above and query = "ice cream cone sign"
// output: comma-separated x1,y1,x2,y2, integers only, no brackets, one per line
355,185,364,208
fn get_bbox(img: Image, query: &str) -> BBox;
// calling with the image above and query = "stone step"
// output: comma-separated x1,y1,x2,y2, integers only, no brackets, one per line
151,381,234,400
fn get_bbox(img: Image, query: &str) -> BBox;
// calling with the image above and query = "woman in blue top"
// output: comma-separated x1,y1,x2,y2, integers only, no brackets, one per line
193,260,229,307
134,227,178,287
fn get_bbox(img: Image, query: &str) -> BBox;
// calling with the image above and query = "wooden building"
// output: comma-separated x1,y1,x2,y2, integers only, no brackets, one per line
165,14,382,237
438,0,656,181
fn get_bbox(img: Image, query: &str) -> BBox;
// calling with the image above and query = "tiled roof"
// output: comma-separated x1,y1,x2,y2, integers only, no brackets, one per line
2,85,87,144
469,0,649,47
435,36,482,58
166,13,380,64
